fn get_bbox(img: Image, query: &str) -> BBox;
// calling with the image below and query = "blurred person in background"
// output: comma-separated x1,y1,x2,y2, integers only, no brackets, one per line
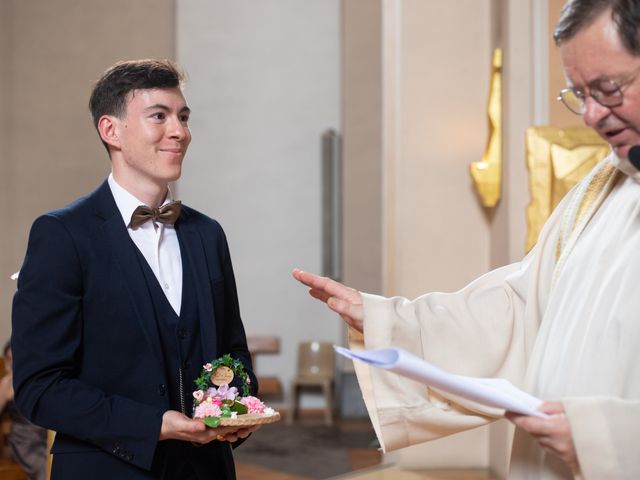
0,341,47,480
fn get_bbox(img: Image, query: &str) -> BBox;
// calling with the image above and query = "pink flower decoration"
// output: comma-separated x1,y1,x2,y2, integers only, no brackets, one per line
204,363,213,372
240,396,266,414
194,401,222,419
246,377,251,384
205,385,238,402
193,390,204,402
218,384,238,401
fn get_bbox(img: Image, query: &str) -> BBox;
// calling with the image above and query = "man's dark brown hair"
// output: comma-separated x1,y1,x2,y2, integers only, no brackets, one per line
89,59,184,150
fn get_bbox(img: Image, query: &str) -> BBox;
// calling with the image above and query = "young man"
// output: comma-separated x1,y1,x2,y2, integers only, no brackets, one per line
12,59,257,479
294,1,640,478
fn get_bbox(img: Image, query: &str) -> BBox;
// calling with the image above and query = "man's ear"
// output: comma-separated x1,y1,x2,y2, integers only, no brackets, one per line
97,115,121,150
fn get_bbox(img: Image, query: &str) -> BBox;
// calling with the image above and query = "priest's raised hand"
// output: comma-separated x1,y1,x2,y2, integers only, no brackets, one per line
292,269,364,333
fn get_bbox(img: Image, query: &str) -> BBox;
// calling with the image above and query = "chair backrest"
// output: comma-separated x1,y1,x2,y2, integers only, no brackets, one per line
297,341,334,379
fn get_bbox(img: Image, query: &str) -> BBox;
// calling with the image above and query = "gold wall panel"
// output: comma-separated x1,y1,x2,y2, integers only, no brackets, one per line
525,126,610,251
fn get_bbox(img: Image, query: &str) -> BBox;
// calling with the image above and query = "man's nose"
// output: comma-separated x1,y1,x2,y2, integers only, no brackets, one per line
582,96,610,129
168,117,189,139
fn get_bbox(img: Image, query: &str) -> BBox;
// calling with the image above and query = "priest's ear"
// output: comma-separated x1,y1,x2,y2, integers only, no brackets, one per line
97,115,122,152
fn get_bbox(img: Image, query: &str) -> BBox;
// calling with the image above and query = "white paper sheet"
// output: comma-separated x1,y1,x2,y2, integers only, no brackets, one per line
335,346,547,418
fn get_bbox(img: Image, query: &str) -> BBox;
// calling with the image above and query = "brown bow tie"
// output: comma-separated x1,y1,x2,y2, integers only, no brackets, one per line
129,201,182,229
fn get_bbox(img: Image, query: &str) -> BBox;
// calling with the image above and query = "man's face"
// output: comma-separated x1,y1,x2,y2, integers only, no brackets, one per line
114,87,191,186
560,10,640,159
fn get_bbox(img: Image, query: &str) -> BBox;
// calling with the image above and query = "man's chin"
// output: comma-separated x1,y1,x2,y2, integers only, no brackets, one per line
166,167,183,183
613,144,632,160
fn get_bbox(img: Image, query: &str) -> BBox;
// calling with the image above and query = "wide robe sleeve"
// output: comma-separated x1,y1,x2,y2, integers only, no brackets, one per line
563,397,640,479
347,188,569,453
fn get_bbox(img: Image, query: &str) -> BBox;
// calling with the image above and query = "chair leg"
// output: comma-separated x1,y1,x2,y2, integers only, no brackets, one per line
323,381,333,426
287,384,297,425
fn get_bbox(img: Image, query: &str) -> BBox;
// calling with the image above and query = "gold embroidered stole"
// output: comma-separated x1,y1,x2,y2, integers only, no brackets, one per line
552,158,620,288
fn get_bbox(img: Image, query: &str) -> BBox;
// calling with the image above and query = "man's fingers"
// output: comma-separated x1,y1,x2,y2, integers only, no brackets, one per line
187,419,208,432
209,425,259,443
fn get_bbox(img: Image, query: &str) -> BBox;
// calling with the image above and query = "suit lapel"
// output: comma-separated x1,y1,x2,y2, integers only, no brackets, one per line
94,182,165,366
176,215,218,363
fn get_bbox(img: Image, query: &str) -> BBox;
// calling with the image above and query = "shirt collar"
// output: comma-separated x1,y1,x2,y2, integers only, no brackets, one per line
107,173,174,228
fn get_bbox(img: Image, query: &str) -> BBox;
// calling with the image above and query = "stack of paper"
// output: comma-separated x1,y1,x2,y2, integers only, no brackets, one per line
335,346,546,418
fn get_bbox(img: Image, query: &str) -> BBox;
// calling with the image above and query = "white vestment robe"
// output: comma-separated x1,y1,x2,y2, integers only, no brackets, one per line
349,154,640,479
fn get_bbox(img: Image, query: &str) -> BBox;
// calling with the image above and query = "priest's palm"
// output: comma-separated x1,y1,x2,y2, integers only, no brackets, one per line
292,269,364,333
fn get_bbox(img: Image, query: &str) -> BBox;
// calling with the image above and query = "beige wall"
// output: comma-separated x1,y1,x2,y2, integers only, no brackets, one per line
1,1,11,342
1,0,175,343
389,0,494,297
342,0,384,297
548,0,583,127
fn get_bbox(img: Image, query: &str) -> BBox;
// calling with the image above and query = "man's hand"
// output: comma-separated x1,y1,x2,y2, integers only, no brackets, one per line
159,410,260,444
506,401,579,473
292,268,364,333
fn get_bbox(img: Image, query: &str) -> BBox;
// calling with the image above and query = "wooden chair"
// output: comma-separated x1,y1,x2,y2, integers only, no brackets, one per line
288,341,335,426
246,336,283,399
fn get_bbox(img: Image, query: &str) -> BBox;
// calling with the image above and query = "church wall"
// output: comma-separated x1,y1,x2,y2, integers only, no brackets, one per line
342,0,384,299
0,1,12,342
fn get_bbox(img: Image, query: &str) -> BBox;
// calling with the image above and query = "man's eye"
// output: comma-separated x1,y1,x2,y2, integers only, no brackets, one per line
151,112,166,120
180,115,190,123
595,79,620,95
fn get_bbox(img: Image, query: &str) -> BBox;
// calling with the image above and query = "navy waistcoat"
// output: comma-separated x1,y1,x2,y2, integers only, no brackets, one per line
133,229,204,416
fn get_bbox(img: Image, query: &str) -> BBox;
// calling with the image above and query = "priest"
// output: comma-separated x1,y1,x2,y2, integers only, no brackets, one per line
294,0,640,478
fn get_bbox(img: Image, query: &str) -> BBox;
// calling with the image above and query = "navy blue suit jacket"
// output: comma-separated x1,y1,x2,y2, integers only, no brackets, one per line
11,181,256,479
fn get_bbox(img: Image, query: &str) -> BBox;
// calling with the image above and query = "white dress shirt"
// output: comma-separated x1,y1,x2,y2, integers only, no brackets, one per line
108,174,182,314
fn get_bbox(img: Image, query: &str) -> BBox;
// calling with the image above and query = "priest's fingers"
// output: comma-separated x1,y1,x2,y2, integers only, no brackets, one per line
293,268,364,332
537,429,579,472
292,269,361,304
309,286,363,321
327,297,364,332
538,400,565,415
506,410,578,471
506,413,552,435
309,287,332,304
